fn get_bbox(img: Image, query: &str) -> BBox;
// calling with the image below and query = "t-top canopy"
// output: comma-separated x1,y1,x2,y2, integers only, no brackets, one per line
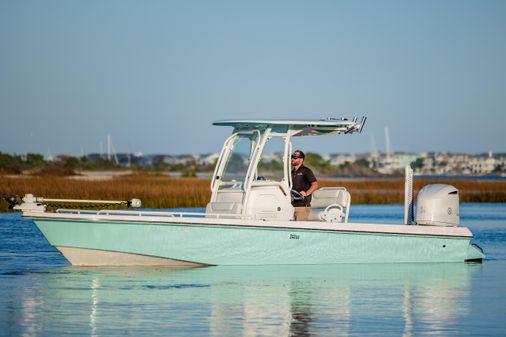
213,117,366,136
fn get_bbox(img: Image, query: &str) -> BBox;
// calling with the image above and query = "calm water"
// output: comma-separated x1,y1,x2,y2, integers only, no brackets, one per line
1,204,505,337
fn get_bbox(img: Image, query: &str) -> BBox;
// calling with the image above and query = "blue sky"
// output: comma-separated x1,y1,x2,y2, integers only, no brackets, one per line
1,0,505,156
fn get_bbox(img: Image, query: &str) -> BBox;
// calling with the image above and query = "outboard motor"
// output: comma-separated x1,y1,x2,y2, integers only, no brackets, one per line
416,184,460,226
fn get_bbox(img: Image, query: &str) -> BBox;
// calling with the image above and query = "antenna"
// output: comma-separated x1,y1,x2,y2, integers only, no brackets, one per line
107,134,112,161
384,126,391,160
110,140,119,165
105,134,119,165
370,133,378,156
358,116,367,133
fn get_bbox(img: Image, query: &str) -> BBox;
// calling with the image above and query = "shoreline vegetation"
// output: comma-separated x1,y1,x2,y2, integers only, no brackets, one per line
1,174,505,212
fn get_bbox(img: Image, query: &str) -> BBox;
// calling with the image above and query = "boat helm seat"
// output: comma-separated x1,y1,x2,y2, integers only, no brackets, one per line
308,187,351,223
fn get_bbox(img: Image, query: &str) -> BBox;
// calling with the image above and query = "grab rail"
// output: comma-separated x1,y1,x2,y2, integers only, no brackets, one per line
56,209,253,220
55,209,100,215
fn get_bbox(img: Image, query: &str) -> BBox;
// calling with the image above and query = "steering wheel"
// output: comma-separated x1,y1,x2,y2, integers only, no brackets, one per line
291,189,305,202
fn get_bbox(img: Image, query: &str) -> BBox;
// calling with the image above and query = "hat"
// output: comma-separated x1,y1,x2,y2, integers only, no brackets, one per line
293,150,305,159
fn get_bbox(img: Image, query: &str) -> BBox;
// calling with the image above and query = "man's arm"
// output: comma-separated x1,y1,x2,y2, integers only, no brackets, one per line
301,181,319,197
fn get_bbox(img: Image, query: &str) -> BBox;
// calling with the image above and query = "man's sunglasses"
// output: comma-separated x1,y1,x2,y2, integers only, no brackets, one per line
291,155,302,159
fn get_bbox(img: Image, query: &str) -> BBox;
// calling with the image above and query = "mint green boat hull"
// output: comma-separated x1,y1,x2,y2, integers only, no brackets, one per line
33,219,484,266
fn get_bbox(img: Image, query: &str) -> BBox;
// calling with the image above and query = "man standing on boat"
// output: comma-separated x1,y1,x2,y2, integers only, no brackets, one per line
291,150,319,221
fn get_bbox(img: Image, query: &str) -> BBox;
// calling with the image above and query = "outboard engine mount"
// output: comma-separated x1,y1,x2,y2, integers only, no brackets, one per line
416,184,460,226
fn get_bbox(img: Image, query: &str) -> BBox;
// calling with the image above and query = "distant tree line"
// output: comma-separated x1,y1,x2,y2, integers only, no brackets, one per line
0,151,383,177
0,152,120,176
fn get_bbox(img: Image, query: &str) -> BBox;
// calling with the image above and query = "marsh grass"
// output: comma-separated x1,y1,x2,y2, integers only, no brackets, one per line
319,178,506,204
1,174,505,212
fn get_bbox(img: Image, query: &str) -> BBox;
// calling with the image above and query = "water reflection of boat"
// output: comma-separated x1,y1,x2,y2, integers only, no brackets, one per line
14,263,480,336
11,118,484,265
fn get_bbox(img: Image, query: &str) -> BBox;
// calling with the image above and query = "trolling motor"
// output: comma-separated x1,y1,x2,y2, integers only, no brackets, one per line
4,194,141,213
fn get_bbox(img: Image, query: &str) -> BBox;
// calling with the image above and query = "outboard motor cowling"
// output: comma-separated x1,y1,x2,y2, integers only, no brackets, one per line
416,184,460,226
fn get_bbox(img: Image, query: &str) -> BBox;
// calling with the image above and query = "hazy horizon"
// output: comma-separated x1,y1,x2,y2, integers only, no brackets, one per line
2,145,504,158
1,1,505,156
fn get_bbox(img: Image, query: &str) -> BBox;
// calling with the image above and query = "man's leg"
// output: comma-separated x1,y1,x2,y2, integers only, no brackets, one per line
294,206,310,221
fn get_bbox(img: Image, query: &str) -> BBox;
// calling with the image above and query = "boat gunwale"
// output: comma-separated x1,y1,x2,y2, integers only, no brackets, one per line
25,211,475,239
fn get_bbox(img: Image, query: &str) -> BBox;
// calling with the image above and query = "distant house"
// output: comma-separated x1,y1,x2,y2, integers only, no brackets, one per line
329,153,357,167
198,153,220,166
74,151,505,176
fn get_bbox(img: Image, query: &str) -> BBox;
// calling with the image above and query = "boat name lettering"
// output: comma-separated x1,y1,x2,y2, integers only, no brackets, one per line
289,234,300,240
